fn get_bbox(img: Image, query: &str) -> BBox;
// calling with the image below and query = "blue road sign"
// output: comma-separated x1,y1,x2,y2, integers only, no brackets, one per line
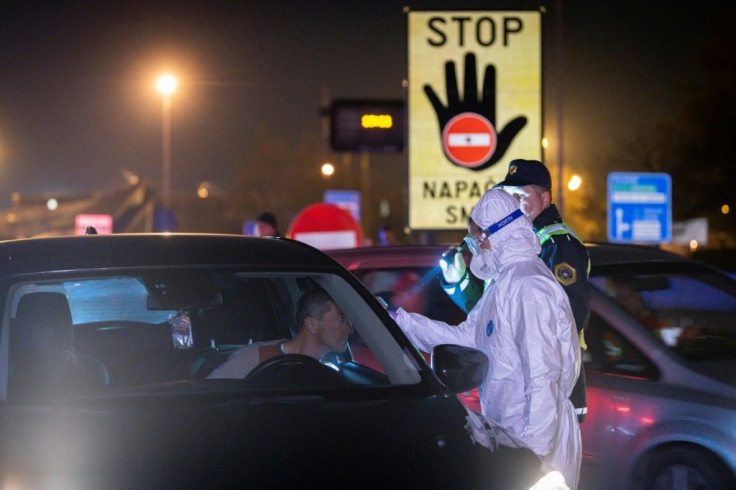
154,208,177,232
607,172,672,243
324,190,362,223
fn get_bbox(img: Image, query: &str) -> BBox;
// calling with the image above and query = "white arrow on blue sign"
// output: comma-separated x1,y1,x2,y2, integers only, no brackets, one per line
607,172,672,244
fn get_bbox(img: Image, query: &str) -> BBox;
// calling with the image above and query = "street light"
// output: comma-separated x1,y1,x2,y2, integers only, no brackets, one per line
567,174,582,192
321,162,335,178
197,181,211,199
156,74,178,210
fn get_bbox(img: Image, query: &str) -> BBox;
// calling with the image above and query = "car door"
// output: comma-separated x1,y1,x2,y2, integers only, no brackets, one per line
580,291,663,487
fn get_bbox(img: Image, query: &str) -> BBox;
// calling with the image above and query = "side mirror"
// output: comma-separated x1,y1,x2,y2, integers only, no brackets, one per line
431,344,488,394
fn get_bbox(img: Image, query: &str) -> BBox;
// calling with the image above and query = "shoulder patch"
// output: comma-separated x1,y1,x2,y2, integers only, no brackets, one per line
554,262,577,286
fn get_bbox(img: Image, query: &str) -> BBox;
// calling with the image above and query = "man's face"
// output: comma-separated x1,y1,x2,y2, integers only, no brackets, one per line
256,222,277,237
505,185,547,221
466,220,491,254
313,303,354,352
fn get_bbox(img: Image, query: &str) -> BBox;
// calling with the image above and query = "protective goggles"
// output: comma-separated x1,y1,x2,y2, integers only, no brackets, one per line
463,209,524,255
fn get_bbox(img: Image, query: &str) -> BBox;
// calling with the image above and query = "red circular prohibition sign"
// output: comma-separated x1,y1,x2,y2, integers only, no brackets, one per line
441,112,497,168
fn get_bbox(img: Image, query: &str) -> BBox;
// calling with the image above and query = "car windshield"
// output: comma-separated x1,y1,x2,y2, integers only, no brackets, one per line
353,267,466,325
2,267,423,403
589,262,736,362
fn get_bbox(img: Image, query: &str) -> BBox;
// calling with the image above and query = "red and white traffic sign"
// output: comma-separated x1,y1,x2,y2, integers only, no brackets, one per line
75,214,113,235
287,203,364,250
442,112,497,168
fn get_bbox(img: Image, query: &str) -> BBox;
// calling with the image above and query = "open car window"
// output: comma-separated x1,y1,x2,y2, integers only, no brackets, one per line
354,267,466,325
589,264,736,362
1,268,422,403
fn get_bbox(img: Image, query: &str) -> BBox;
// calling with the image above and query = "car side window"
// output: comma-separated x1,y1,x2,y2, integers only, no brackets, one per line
584,312,659,380
590,270,736,362
357,268,466,325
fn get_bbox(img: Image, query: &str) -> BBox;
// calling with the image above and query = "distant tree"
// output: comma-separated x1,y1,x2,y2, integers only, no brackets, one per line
668,6,736,221
561,162,607,242
229,127,326,234
602,6,736,244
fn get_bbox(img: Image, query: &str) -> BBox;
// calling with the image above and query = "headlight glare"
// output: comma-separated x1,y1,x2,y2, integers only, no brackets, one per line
528,470,569,490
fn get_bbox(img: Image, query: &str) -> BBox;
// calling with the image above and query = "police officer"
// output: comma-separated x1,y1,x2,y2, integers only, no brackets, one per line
441,159,590,423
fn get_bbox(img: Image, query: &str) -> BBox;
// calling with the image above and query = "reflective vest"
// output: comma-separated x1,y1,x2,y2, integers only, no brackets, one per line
536,222,583,246
536,222,591,275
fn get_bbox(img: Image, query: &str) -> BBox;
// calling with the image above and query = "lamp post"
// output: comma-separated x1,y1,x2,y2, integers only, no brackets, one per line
156,74,177,210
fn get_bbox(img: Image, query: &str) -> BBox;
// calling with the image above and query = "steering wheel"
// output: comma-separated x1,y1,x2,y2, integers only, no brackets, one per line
243,354,347,389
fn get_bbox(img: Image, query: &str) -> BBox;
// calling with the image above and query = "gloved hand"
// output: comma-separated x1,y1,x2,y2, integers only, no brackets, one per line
440,245,467,284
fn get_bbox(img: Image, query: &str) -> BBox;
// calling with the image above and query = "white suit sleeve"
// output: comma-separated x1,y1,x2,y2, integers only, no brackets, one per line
394,307,479,353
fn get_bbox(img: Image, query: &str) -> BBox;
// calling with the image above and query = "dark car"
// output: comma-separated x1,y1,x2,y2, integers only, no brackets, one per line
328,243,736,490
0,234,551,489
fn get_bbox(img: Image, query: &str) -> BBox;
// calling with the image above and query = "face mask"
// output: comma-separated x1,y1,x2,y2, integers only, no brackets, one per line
469,248,495,280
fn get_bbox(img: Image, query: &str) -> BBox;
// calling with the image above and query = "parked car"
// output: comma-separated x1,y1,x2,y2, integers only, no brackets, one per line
328,243,736,490
0,234,552,489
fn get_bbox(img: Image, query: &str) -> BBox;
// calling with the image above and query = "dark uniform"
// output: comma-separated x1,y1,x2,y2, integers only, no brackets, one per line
531,204,590,422
441,203,590,422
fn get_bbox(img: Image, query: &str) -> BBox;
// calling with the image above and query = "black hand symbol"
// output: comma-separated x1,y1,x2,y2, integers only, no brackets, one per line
424,52,527,171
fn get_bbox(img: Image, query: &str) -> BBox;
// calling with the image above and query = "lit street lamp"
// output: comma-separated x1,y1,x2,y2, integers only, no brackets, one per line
321,162,335,178
156,74,178,210
197,181,211,199
567,174,582,192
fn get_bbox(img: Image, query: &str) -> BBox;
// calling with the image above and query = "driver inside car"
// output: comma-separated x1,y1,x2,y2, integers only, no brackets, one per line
207,287,354,379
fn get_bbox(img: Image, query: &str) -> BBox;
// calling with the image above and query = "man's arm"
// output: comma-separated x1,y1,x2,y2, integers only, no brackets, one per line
393,306,480,353
439,245,486,313
441,271,486,313
546,238,591,333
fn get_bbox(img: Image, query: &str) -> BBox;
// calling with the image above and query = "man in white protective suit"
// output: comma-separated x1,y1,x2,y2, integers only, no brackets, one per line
392,188,581,489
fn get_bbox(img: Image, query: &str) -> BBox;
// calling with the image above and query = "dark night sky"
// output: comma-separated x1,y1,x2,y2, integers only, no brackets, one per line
0,0,732,208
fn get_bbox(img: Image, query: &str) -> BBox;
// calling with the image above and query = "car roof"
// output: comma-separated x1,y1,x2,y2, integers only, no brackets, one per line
328,242,698,270
585,242,691,267
327,245,448,270
0,234,340,274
